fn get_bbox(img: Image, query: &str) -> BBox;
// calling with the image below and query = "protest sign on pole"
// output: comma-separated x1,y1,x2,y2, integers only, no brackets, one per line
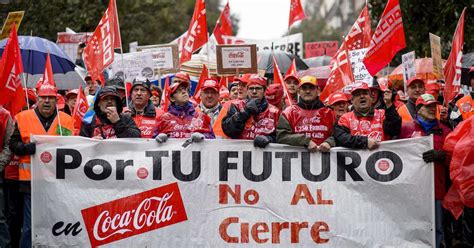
137,44,179,74
129,41,138,53
32,136,434,247
109,51,155,81
402,51,416,92
216,44,257,75
222,33,303,58
0,11,24,40
348,48,373,84
429,33,443,80
304,41,338,58
57,32,93,62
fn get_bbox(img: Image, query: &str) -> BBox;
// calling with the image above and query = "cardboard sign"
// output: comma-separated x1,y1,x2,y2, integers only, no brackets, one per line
56,32,93,61
305,41,339,58
109,51,155,80
216,44,257,75
429,33,443,80
402,51,416,85
0,11,24,40
137,44,179,74
222,33,303,58
349,48,373,84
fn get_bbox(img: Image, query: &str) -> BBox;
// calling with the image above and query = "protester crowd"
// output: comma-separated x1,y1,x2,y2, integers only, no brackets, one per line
0,63,471,247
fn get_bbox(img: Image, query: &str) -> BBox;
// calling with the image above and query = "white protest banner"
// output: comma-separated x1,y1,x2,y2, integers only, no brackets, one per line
222,33,304,58
109,51,155,81
430,33,443,80
32,136,434,247
402,51,417,87
216,44,258,75
349,48,373,84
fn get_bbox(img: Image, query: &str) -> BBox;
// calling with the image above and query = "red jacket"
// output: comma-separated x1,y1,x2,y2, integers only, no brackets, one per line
282,104,335,145
338,109,388,142
399,120,452,200
157,103,214,139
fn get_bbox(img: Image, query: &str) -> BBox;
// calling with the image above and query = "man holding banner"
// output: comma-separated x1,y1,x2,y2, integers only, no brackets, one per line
10,83,74,248
334,82,401,149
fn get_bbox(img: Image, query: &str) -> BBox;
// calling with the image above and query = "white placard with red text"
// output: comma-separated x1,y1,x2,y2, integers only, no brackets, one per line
32,136,434,247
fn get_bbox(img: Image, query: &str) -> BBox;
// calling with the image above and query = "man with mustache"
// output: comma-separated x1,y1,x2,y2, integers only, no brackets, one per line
10,83,74,248
80,86,141,139
334,82,401,150
126,79,164,138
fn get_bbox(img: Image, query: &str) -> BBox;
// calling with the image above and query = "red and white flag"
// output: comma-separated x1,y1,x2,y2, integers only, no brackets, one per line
180,0,208,65
363,0,406,76
161,76,171,112
72,85,89,135
212,2,232,44
273,56,294,106
444,8,466,105
36,54,56,89
345,5,372,50
285,58,297,76
320,41,355,101
83,0,121,83
0,23,26,116
288,0,306,28
192,64,209,103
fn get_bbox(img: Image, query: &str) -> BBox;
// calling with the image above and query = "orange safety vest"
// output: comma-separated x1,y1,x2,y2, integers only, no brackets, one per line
455,95,474,121
397,103,441,123
15,109,74,181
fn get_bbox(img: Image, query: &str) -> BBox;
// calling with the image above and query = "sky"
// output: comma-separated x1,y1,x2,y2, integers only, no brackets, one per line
228,0,300,40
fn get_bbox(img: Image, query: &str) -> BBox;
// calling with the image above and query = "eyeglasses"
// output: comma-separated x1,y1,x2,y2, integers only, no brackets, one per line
248,86,264,92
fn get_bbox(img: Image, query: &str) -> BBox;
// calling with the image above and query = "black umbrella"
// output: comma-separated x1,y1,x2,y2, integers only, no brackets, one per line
303,55,332,67
257,50,308,76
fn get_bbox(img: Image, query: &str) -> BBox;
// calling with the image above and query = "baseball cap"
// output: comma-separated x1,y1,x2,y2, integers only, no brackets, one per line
327,92,349,106
201,79,219,92
37,84,58,97
416,93,440,107
407,77,425,87
247,75,267,88
284,74,300,83
298,76,318,88
265,84,284,106
174,72,191,82
350,81,370,94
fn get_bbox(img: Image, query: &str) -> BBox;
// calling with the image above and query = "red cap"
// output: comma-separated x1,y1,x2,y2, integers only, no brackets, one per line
174,72,191,82
65,89,79,99
235,73,253,84
169,80,190,96
284,74,300,83
247,75,267,88
201,78,219,92
265,84,284,106
425,80,441,92
416,93,440,107
56,94,65,110
328,92,349,106
351,81,370,94
377,78,392,92
407,77,425,87
219,87,230,99
37,83,58,97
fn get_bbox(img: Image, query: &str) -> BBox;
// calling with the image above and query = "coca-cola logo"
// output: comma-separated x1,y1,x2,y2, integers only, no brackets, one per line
41,152,52,163
228,51,244,58
81,183,187,247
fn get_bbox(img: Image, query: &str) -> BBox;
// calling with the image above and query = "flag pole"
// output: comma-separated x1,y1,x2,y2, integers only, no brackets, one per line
112,0,129,108
56,107,63,136
20,74,30,110
206,32,211,76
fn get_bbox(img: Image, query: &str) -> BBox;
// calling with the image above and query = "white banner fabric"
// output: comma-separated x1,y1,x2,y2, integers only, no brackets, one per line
32,136,434,247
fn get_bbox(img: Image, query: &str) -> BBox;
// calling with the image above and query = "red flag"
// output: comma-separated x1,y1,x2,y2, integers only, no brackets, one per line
285,59,297,76
363,0,406,76
213,2,232,44
83,0,121,83
161,76,171,112
36,54,56,89
180,0,209,65
345,5,372,50
272,56,293,106
0,24,26,116
192,64,209,103
288,0,306,27
320,41,355,101
71,85,89,135
443,8,466,106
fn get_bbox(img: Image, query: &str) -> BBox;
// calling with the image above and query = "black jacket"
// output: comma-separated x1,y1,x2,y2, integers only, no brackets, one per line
334,104,401,149
80,112,141,138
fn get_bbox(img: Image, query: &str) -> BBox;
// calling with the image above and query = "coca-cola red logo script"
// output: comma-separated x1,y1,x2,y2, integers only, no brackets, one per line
81,182,187,247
